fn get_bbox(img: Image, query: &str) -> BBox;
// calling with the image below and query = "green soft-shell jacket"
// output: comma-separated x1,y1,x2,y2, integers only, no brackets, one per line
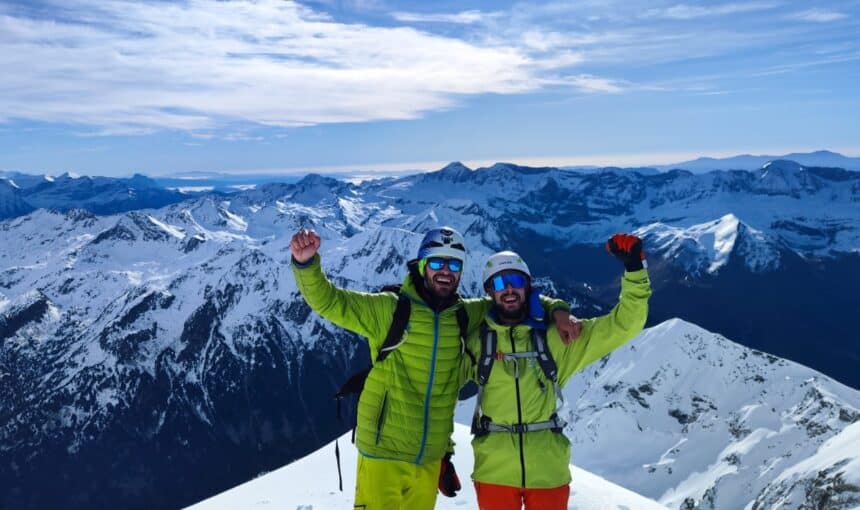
292,254,568,466
468,268,652,488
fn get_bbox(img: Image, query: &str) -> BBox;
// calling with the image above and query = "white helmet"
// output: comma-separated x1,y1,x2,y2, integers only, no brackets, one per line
417,226,466,261
482,250,531,284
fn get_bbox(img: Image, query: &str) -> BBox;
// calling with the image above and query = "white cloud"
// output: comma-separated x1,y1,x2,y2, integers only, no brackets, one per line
788,9,848,23
567,74,625,93
390,10,502,24
0,0,573,135
644,2,777,20
222,132,265,142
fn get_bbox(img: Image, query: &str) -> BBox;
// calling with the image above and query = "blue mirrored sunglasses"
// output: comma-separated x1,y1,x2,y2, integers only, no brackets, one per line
427,257,462,273
491,273,527,292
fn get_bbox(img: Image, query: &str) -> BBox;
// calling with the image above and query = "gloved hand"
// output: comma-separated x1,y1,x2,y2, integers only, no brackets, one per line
606,233,646,272
438,453,461,497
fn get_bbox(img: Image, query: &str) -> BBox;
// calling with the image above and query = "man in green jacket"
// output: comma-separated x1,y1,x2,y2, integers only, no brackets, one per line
289,226,578,510
467,234,652,510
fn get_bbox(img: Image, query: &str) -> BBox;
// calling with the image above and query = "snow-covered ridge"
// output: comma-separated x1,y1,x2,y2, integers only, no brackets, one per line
553,318,860,510
187,424,669,510
191,318,860,510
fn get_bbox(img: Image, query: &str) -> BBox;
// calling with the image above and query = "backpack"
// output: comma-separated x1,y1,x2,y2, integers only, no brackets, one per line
331,284,470,490
470,321,567,437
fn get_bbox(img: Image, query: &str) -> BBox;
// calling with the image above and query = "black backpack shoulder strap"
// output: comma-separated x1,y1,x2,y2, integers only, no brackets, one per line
530,328,559,383
455,305,475,365
476,321,497,386
376,290,411,363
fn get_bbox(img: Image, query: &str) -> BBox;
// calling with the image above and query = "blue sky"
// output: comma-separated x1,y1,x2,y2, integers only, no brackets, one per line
0,0,858,176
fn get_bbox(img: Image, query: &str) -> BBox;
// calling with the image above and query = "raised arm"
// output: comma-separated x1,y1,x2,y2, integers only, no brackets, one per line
290,229,395,353
555,234,652,384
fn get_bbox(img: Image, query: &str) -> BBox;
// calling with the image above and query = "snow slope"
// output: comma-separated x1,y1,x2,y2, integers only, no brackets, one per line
192,318,860,510
187,424,668,510
554,319,860,510
752,421,860,509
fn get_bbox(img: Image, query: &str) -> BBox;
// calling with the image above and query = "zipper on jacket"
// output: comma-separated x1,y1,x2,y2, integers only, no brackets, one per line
415,311,441,464
509,326,527,488
375,391,389,444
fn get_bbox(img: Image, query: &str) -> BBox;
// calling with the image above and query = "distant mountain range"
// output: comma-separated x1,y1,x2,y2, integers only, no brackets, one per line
1,153,859,508
0,172,194,219
657,150,860,173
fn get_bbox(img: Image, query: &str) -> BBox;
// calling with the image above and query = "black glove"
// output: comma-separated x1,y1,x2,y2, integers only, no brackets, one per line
606,233,645,272
438,453,461,497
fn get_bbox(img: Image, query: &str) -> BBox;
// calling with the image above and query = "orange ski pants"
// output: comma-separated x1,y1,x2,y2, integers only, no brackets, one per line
474,481,570,510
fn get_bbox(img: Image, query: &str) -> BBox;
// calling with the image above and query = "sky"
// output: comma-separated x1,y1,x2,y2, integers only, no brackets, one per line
0,0,858,176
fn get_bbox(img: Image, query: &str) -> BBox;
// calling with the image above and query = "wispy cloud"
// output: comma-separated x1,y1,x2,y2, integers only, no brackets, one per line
566,74,625,93
222,132,265,142
750,52,860,76
643,2,778,20
0,0,579,135
788,9,848,23
390,10,502,25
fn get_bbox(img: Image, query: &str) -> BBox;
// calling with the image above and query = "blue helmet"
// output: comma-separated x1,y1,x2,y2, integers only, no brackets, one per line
417,226,466,261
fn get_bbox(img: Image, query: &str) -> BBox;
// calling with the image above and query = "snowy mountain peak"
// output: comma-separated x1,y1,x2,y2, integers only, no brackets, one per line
294,172,343,188
425,161,474,183
439,161,472,173
636,214,781,275
289,173,353,204
761,159,805,173
756,160,822,195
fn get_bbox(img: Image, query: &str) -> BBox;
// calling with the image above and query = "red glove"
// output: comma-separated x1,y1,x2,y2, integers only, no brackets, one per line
438,453,461,497
606,233,646,272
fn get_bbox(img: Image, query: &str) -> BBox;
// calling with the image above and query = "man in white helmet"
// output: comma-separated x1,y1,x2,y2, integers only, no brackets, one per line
465,234,652,510
289,226,580,509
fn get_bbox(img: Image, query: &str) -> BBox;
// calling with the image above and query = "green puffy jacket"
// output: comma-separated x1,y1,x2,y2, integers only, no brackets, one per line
468,268,652,488
291,254,568,465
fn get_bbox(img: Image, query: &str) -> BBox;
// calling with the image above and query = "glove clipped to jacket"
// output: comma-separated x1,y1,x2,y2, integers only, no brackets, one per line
438,453,461,497
606,233,646,272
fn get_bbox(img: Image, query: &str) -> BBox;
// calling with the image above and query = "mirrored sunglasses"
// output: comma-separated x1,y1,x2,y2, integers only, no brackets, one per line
491,272,527,292
427,257,463,273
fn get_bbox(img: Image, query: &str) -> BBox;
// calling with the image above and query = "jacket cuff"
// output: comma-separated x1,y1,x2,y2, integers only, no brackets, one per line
549,302,571,316
623,268,649,280
291,253,320,269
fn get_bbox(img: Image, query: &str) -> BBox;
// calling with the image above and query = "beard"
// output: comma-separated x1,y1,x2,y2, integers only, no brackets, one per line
425,273,458,298
496,301,526,322
498,306,525,321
